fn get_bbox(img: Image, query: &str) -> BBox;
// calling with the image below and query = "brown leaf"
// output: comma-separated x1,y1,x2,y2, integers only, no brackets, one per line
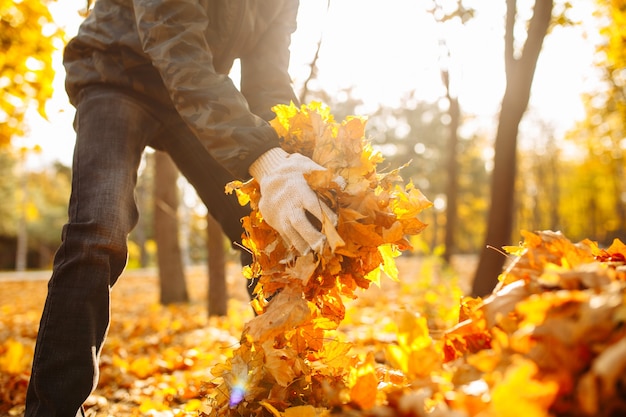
244,285,311,343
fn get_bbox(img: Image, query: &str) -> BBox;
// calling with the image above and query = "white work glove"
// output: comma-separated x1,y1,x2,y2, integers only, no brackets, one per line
249,147,342,255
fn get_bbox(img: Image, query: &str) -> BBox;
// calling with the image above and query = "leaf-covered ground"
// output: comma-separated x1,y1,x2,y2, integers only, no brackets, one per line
3,231,626,417
0,255,470,417
4,106,626,416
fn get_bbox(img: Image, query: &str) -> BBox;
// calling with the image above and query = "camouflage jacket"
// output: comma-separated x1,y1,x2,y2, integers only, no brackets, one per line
64,0,299,179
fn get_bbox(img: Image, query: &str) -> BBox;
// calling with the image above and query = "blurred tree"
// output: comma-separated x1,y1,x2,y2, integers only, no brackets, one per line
455,132,492,252
0,0,63,146
207,214,227,316
26,162,71,268
131,152,154,268
365,97,447,192
514,117,562,235
472,0,553,297
15,145,44,270
154,151,189,304
563,0,626,244
301,90,493,258
427,0,475,263
0,156,70,269
0,149,16,237
440,48,461,264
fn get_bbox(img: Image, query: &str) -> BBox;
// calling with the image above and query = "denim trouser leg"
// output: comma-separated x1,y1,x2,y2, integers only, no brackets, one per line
25,86,256,416
25,88,158,417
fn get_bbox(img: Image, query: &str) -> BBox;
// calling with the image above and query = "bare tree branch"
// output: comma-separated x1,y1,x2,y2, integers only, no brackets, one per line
299,0,331,104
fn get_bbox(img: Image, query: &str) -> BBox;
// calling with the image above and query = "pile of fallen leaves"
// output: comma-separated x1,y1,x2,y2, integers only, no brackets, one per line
342,230,626,417
210,102,433,416
0,266,255,416
206,103,626,416
434,230,626,417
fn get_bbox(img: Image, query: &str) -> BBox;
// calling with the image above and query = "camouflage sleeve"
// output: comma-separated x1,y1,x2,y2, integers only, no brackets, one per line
240,0,300,122
133,0,280,179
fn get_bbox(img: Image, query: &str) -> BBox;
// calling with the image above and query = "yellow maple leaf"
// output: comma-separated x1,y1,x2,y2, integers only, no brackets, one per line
395,310,432,350
0,339,30,374
316,339,354,371
128,356,157,379
284,405,328,417
379,243,400,281
515,289,589,329
491,356,559,417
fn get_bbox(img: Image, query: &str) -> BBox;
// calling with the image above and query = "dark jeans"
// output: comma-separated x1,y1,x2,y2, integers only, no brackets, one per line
24,86,252,416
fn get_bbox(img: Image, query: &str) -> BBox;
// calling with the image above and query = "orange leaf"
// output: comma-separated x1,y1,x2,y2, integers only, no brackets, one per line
350,371,379,410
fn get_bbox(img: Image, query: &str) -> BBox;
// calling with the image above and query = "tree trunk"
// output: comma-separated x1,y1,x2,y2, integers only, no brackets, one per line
15,203,27,271
471,0,553,297
154,151,189,304
207,213,227,317
442,67,461,264
16,153,27,271
611,155,626,235
134,177,149,268
547,133,560,231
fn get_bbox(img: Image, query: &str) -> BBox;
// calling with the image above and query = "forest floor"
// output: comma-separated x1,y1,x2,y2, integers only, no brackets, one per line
0,255,477,417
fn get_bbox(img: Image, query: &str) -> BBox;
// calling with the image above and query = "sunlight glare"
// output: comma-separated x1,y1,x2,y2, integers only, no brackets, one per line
228,376,248,408
27,0,603,169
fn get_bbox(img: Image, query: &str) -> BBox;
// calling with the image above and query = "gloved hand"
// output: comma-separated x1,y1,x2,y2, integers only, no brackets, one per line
249,147,343,255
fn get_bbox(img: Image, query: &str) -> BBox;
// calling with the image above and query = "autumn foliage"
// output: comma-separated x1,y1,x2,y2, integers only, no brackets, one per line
438,230,626,417
211,102,432,415
0,0,63,146
3,104,626,417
